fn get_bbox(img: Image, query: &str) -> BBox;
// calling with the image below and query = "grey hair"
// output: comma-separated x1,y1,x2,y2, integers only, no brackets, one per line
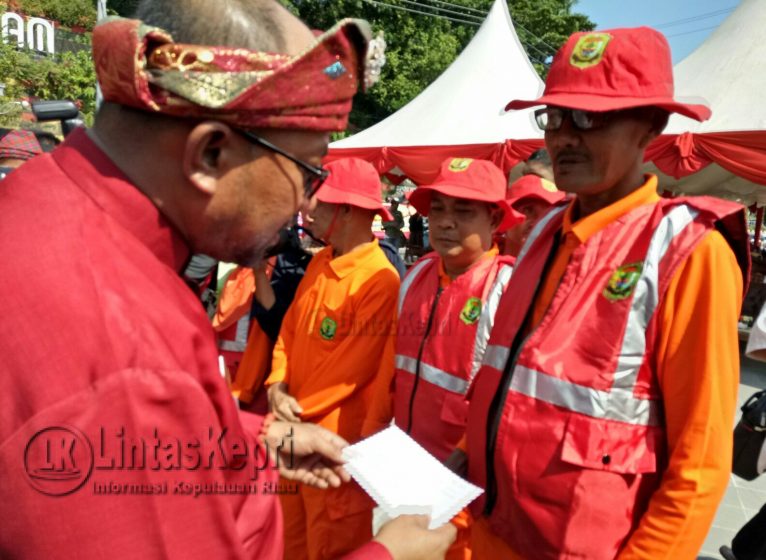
133,0,285,52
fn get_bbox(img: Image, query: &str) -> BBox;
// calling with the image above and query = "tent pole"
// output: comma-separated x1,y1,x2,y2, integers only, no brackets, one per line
755,206,764,249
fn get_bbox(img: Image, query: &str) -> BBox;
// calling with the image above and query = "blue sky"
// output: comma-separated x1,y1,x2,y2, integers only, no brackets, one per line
574,0,741,63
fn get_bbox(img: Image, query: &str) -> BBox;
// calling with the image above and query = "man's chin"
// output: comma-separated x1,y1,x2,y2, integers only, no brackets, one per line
231,241,272,269
552,177,593,194
240,254,264,269
434,245,465,260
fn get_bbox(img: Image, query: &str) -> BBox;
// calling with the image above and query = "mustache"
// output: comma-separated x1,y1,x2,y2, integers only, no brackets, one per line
555,150,590,164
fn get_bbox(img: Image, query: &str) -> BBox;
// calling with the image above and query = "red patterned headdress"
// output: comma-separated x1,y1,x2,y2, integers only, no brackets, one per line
93,17,385,131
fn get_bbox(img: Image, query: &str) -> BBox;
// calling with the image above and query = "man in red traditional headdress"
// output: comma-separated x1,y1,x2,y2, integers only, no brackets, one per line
0,1,454,558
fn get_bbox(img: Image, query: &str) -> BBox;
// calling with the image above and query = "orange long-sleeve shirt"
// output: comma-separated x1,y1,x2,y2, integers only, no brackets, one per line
266,240,399,440
473,177,743,559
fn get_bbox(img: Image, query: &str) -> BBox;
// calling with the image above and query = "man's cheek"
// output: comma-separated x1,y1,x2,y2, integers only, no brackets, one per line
522,221,535,235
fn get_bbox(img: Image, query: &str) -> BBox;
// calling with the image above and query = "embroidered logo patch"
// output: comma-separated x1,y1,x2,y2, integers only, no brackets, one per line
570,33,612,69
603,262,643,301
541,178,558,193
319,317,338,340
459,297,483,325
448,158,473,173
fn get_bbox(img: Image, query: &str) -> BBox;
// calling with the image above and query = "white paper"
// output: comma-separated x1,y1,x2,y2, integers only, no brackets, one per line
342,426,483,529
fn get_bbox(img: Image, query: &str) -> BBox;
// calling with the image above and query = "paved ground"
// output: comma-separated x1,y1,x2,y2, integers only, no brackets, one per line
699,346,766,559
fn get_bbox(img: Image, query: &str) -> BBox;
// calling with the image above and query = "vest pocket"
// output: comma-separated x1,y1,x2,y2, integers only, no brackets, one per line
440,392,469,427
560,413,660,474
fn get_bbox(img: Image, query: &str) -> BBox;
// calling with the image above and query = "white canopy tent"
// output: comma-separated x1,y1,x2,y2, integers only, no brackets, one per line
646,0,766,206
327,0,545,184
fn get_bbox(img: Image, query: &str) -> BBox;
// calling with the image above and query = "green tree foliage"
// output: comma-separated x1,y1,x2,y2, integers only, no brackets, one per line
1,0,97,125
106,0,138,17
285,0,594,132
0,40,97,125
285,0,469,131
1,0,96,28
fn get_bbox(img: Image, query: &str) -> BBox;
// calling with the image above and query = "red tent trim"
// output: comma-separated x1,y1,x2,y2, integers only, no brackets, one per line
326,139,545,185
327,131,766,188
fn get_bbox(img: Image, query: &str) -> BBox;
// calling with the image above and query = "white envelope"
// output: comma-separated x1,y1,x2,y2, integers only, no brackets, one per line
342,426,484,530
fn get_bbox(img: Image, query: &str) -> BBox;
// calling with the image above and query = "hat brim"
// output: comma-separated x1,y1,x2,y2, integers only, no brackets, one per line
317,187,393,221
408,185,523,233
505,92,711,122
506,189,566,208
496,200,525,232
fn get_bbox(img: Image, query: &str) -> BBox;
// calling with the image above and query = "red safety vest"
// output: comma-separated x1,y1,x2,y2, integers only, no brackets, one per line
394,251,514,462
216,315,251,379
466,197,750,559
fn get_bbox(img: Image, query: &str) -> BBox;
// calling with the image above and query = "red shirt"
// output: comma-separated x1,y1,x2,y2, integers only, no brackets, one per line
0,130,389,560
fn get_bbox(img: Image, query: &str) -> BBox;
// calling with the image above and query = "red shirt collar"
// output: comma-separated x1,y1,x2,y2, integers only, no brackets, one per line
52,128,190,272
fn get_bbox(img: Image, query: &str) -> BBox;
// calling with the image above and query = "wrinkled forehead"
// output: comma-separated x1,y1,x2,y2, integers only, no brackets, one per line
430,192,488,207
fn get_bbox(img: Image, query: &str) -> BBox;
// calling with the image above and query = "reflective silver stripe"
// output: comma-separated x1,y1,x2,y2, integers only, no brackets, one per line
483,345,662,426
482,344,511,371
471,265,514,378
219,339,246,352
217,315,250,352
510,365,661,426
396,354,469,394
515,205,567,268
611,205,699,393
483,206,700,427
398,259,432,315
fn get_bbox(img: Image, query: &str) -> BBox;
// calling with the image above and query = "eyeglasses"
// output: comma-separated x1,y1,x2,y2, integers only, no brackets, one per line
236,129,329,200
534,107,624,132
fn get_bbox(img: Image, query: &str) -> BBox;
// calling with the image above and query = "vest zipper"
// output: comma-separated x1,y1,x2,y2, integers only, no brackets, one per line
483,329,532,513
406,286,444,434
484,232,562,515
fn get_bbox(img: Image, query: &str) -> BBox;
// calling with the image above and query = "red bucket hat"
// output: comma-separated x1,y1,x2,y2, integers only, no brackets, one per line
506,27,711,122
506,175,566,208
316,158,393,220
408,158,523,232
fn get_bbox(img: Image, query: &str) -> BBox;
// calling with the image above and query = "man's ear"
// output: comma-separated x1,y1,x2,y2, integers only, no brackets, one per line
638,110,668,149
490,204,504,231
182,121,241,195
637,126,661,150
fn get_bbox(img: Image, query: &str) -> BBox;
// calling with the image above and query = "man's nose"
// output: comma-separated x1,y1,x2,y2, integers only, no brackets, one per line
546,114,581,151
434,213,456,229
